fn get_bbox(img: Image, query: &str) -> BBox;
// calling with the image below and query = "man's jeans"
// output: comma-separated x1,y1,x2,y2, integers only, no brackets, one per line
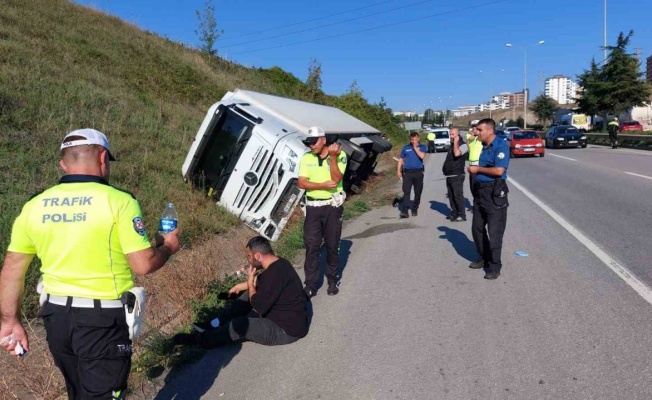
196,293,299,349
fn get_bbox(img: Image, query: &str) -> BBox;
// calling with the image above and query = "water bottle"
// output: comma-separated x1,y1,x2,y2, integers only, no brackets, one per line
158,203,178,235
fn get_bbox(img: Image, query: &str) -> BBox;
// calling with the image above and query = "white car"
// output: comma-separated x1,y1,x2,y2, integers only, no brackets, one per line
504,126,520,134
432,128,451,153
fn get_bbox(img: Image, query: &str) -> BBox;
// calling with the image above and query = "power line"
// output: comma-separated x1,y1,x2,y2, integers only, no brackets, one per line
220,0,400,41
231,0,507,56
221,0,437,49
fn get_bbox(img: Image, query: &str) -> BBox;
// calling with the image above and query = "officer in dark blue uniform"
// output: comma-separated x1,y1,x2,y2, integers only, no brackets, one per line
396,131,427,218
466,119,509,280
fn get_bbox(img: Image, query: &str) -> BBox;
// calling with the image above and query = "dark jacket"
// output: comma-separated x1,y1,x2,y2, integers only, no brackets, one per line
442,137,467,176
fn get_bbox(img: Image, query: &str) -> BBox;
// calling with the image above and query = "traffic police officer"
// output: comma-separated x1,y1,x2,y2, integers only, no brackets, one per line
427,130,436,153
298,126,347,298
0,129,180,399
466,123,483,195
397,131,427,218
608,117,620,148
466,119,509,280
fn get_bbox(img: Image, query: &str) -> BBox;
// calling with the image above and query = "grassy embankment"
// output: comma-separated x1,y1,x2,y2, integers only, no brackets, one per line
0,0,404,396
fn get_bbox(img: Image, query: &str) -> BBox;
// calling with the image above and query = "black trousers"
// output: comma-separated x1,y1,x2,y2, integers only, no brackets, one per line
303,204,343,290
608,131,618,146
40,302,131,400
427,140,435,153
196,293,300,349
471,185,508,274
469,173,477,198
402,170,424,211
446,174,466,218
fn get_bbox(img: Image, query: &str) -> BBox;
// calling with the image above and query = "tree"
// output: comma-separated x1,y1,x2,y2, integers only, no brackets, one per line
600,31,651,115
305,58,322,101
530,95,559,126
576,58,603,118
195,0,223,56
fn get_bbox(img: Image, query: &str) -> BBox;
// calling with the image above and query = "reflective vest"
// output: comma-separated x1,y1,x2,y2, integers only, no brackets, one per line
468,137,483,163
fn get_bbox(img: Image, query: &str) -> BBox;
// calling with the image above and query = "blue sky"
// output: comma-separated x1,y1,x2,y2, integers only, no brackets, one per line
74,0,651,113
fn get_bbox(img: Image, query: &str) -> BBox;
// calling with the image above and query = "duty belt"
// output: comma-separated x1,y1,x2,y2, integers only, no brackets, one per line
475,181,497,188
469,161,480,166
305,198,333,207
46,294,124,308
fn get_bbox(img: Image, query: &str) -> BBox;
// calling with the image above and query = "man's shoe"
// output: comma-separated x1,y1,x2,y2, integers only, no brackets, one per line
453,216,467,222
411,209,418,217
172,332,198,346
327,281,339,296
484,271,501,280
468,258,485,269
192,318,220,333
446,214,456,220
304,286,317,298
399,211,409,219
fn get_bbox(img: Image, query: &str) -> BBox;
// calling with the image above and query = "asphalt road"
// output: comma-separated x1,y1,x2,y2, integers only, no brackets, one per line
155,144,652,400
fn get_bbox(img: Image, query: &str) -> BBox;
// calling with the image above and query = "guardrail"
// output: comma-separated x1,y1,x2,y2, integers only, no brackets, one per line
585,133,652,142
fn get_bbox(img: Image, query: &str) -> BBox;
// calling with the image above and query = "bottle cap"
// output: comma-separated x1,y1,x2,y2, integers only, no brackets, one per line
167,202,174,207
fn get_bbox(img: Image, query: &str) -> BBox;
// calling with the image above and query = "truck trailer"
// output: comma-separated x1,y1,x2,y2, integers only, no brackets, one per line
182,89,392,241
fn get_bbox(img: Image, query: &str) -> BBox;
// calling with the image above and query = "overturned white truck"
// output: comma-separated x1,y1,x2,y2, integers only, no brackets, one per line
182,90,392,241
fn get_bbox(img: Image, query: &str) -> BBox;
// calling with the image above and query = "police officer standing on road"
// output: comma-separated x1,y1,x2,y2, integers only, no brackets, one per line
608,117,620,149
466,119,510,280
397,132,427,218
298,126,347,298
466,123,483,196
0,129,180,399
427,130,436,153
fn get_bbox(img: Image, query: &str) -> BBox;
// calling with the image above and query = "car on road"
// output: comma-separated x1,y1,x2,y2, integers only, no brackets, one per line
508,130,544,158
495,129,508,141
504,126,520,134
620,120,643,132
544,126,587,148
432,128,451,153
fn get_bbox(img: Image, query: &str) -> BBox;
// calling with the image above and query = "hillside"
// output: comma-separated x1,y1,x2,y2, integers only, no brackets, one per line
0,0,403,310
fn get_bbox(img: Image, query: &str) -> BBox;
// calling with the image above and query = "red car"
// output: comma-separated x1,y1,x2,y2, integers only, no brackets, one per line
508,130,545,158
620,121,643,131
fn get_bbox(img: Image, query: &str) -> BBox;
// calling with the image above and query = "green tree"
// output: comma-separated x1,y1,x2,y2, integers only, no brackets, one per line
576,57,603,118
530,95,559,126
305,58,323,102
195,0,223,56
600,31,651,115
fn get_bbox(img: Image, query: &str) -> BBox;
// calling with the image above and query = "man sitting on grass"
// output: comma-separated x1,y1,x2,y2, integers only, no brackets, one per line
173,236,308,348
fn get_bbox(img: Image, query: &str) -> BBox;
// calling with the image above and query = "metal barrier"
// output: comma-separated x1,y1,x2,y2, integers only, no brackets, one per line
585,133,652,142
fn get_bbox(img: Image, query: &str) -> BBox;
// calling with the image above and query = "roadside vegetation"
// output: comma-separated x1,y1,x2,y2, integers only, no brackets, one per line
0,0,406,397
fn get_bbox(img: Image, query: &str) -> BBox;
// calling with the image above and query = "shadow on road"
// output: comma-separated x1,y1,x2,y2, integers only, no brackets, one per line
429,200,451,217
437,226,477,262
154,343,242,400
314,239,353,290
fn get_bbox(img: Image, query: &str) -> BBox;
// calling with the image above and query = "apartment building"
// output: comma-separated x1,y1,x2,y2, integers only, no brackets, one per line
509,89,529,109
544,75,578,105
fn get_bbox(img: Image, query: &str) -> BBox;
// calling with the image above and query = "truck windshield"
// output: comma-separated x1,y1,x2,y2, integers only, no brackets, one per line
195,109,253,192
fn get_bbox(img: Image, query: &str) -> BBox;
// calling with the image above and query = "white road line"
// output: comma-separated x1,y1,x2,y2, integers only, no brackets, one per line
548,153,578,162
509,177,652,306
624,172,652,181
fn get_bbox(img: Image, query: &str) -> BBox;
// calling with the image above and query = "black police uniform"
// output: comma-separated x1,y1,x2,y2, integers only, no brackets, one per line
471,136,510,277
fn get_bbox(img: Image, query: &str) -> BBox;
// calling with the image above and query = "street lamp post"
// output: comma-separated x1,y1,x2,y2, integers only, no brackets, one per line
506,40,544,129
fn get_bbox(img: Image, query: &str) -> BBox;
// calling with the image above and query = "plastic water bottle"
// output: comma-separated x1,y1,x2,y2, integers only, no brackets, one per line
158,203,178,235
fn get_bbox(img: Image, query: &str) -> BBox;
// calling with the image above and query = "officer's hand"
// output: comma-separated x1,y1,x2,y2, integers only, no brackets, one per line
0,322,29,357
468,165,479,174
323,180,337,190
396,171,402,180
328,143,342,157
158,228,181,255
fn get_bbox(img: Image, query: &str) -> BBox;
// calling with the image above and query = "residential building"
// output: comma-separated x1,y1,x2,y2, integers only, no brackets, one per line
392,111,417,118
544,75,578,105
509,89,529,109
458,105,479,115
647,55,652,84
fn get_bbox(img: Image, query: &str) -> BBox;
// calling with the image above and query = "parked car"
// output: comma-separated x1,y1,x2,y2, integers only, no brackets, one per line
432,128,451,152
544,126,587,149
495,129,508,141
620,120,643,131
509,130,544,158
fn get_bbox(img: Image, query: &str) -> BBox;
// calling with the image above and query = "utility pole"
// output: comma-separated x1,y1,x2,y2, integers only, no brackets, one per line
604,0,607,64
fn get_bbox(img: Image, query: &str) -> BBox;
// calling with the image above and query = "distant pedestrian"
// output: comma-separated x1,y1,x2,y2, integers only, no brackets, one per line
397,132,427,218
442,128,469,222
608,117,619,148
467,119,510,280
427,130,436,153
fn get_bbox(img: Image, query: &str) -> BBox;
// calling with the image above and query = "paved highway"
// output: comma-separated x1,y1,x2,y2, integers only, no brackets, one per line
155,144,652,399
